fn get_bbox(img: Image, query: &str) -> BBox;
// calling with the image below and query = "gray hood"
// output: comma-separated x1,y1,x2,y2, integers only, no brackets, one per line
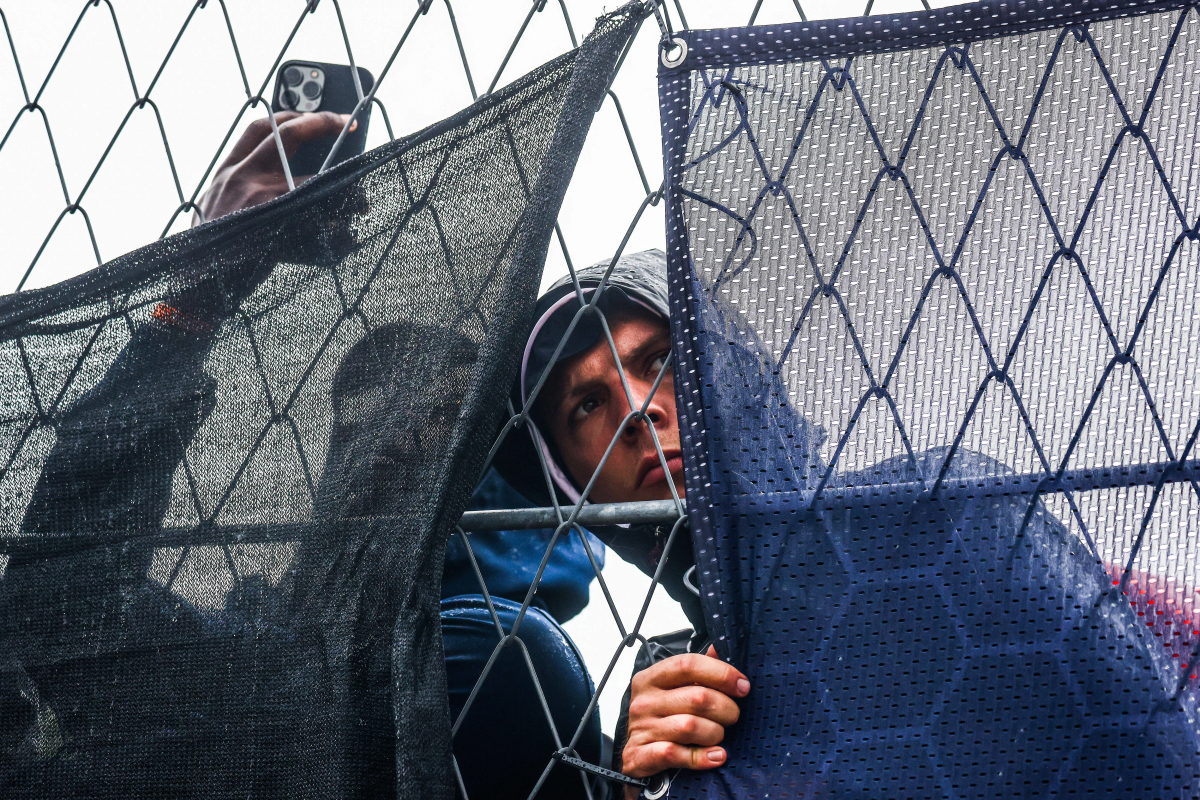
493,249,708,632
500,249,669,509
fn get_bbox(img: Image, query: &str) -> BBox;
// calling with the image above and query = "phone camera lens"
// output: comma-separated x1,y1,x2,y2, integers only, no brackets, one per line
301,81,321,99
283,66,304,87
282,89,300,109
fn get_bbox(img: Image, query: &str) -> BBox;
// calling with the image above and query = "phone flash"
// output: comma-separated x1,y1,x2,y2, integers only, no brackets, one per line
311,70,320,78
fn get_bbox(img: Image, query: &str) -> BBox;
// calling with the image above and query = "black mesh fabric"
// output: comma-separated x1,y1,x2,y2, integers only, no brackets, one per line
0,5,644,798
662,0,1200,797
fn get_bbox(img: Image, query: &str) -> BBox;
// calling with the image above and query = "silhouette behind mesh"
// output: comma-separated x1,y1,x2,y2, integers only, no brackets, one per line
0,6,644,798
663,0,1200,796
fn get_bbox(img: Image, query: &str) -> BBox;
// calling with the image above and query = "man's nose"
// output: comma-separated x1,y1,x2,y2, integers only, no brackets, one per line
621,379,669,438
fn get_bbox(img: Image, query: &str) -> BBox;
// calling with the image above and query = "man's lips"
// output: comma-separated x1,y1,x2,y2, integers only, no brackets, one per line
639,454,684,489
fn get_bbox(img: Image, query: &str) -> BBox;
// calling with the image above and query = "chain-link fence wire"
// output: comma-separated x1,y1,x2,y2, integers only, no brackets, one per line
0,5,647,797
10,0,1193,795
0,0,1037,797
0,0,943,295
667,0,1200,593
661,1,1200,795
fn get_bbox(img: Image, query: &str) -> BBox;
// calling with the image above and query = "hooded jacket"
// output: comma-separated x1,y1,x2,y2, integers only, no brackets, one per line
494,249,704,634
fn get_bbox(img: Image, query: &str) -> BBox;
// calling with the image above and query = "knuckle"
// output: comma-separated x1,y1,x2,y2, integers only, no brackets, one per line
686,686,712,713
624,743,662,778
627,694,654,720
650,741,679,766
622,756,649,779
708,696,737,726
674,714,699,739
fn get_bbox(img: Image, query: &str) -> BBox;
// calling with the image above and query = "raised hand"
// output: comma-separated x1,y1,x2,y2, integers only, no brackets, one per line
193,111,355,225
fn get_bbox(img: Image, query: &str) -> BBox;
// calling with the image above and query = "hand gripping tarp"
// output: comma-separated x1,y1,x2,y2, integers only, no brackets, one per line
0,5,643,798
662,0,1200,797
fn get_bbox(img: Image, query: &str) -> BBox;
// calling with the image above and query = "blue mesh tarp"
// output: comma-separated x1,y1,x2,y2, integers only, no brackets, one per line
662,0,1200,796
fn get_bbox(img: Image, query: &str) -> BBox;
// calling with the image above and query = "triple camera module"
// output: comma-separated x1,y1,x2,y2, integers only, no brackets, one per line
277,65,325,112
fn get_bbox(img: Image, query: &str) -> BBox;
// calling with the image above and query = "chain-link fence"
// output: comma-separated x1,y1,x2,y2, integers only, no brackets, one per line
0,0,944,289
662,2,1200,793
17,1,1164,798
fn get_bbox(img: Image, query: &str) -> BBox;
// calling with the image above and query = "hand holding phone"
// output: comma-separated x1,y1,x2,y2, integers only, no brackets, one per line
193,112,355,226
194,60,376,226
272,61,375,176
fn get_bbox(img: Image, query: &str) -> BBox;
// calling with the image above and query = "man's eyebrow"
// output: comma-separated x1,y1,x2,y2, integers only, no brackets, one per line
557,373,603,408
550,326,670,411
621,328,670,367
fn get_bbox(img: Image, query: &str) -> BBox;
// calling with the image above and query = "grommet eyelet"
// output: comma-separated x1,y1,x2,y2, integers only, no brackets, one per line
643,772,671,799
660,37,688,68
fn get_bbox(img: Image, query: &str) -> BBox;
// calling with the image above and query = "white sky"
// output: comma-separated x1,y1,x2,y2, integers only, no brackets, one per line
0,0,949,735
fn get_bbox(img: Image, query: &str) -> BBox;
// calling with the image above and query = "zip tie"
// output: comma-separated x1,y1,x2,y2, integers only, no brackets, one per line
647,0,672,39
552,749,648,788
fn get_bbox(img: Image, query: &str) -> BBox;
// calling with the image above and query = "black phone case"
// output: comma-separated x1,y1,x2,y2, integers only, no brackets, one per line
271,61,375,177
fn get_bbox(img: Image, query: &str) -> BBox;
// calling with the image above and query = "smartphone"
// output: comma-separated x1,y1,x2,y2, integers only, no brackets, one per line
271,60,375,177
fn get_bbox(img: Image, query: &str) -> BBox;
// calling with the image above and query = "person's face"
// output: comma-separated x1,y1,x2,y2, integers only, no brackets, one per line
327,333,474,516
542,312,684,504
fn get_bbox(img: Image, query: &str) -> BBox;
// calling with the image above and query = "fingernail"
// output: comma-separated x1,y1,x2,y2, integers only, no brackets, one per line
737,678,750,695
349,119,358,132
707,748,725,764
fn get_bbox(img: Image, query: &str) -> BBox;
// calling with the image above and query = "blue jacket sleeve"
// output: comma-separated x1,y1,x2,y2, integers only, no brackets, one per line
442,469,604,624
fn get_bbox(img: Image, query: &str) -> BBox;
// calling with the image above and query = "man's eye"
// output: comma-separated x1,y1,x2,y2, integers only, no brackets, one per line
650,351,671,375
571,396,600,423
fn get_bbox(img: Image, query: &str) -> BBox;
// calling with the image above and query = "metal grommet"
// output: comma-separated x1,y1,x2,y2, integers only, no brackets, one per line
660,37,688,68
643,772,671,800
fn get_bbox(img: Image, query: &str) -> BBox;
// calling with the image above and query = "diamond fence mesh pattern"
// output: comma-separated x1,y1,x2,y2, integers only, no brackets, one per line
0,8,644,793
662,0,1200,795
1,0,1196,798
668,1,1200,583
